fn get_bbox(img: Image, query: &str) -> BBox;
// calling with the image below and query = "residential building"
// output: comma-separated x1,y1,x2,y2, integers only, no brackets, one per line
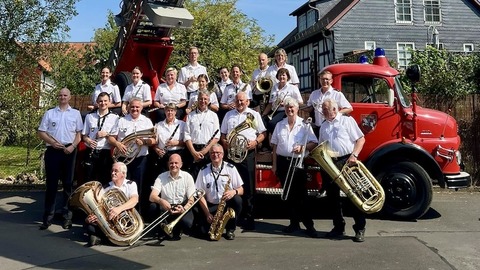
276,0,480,92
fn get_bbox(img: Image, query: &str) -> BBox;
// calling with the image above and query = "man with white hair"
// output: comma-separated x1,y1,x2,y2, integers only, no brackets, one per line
319,98,366,242
84,162,139,246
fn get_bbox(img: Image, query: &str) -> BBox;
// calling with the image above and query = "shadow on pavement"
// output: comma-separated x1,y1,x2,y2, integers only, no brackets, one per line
0,191,149,270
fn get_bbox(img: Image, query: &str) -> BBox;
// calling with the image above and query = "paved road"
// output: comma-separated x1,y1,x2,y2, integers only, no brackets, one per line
0,189,479,270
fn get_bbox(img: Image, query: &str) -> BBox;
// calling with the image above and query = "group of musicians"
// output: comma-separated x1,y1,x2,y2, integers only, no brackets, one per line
37,47,368,246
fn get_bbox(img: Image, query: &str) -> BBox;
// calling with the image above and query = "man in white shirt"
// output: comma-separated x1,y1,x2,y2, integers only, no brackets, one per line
148,154,196,240
177,46,209,99
305,70,352,128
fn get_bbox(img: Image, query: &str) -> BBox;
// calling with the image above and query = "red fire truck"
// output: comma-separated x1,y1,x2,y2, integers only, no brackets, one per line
256,48,470,220
107,0,193,98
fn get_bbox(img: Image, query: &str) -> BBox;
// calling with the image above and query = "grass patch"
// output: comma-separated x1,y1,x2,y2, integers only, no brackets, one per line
0,146,44,178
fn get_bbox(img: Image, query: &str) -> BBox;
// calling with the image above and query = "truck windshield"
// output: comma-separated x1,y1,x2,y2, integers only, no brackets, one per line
395,76,411,107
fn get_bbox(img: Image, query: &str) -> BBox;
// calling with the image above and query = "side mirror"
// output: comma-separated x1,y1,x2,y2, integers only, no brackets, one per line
388,88,394,107
406,65,421,83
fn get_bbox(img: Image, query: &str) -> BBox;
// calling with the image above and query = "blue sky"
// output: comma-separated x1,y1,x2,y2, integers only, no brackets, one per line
67,0,302,44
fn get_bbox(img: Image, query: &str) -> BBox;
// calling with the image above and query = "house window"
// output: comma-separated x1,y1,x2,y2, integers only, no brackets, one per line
365,41,376,50
306,9,317,29
464,44,474,52
424,0,441,23
298,14,307,32
395,0,412,23
397,42,415,69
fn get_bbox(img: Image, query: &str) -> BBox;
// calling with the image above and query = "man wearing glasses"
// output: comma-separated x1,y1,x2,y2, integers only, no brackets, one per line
305,70,352,129
195,144,244,240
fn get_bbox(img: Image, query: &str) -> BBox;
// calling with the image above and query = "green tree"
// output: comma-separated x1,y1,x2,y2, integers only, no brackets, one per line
408,47,478,109
0,0,78,149
92,11,119,68
169,0,274,80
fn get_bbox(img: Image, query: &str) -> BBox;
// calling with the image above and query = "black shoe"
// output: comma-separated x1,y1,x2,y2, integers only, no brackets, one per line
87,235,102,247
305,227,318,238
225,230,235,240
325,227,345,238
39,222,51,230
62,219,72,229
354,229,365,242
282,223,301,233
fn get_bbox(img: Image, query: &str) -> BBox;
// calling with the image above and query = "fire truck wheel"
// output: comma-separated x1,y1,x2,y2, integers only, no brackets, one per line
376,161,433,220
115,71,132,97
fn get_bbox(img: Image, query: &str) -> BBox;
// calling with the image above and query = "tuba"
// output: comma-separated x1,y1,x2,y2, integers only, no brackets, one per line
226,112,256,163
256,77,273,94
112,128,156,165
309,141,385,214
209,174,235,241
69,181,144,246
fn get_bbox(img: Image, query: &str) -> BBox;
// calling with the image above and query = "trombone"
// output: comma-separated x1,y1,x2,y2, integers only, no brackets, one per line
161,189,205,237
129,189,205,245
281,117,312,201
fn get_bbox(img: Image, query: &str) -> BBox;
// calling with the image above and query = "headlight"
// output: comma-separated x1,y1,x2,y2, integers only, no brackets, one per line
455,150,462,165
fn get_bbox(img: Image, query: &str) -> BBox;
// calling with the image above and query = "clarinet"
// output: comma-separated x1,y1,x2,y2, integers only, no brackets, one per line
194,129,219,163
160,124,180,157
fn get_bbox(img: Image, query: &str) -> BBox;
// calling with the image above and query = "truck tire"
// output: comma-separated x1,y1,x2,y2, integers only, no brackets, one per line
115,71,132,97
376,161,433,220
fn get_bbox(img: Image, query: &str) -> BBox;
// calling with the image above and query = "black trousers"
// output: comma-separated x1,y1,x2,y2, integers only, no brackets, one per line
196,195,242,234
227,150,255,220
148,202,194,235
276,155,314,229
263,111,286,134
83,148,113,185
187,144,211,180
43,147,76,224
127,155,147,212
320,154,366,231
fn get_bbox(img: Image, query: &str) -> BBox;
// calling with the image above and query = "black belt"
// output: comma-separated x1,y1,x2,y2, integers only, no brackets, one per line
167,148,184,153
193,144,205,151
277,155,299,161
47,143,72,149
331,154,351,161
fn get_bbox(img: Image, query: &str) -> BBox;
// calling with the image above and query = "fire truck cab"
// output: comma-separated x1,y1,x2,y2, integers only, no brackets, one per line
256,48,470,220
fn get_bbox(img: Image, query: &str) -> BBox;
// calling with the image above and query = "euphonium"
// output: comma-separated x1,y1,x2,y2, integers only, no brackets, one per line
112,128,156,165
256,77,273,94
226,112,256,163
309,141,385,214
209,174,235,241
69,181,144,246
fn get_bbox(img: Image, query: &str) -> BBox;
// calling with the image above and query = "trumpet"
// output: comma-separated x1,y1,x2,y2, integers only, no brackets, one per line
281,117,312,201
268,92,288,120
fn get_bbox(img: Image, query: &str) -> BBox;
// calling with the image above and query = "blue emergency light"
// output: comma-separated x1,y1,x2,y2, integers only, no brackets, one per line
359,55,368,64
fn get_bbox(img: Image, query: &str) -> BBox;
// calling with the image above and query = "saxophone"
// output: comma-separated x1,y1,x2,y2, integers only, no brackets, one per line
226,112,256,163
209,174,235,241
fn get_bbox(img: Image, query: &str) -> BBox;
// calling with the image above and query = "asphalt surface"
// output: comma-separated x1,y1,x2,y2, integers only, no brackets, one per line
0,189,479,270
